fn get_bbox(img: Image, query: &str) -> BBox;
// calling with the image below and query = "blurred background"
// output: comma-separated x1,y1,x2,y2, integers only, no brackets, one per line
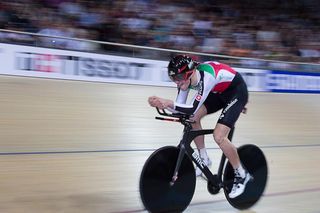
0,0,319,71
0,1,320,213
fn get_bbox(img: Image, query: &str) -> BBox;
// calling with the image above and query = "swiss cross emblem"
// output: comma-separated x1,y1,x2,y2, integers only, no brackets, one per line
196,94,202,101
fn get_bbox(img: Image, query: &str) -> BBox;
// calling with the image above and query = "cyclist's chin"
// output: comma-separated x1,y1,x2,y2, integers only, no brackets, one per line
178,81,189,90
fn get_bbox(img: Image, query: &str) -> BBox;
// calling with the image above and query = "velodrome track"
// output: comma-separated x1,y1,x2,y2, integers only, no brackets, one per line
0,75,319,213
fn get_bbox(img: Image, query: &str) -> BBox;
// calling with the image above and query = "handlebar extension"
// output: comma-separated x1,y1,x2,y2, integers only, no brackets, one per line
155,108,194,124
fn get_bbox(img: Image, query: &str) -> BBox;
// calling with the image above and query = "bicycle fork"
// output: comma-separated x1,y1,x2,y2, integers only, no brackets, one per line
170,143,186,186
170,127,214,186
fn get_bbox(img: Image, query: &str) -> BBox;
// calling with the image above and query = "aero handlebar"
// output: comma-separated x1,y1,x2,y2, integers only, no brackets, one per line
155,108,195,124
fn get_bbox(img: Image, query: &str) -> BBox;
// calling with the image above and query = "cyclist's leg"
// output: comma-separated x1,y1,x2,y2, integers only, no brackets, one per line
193,93,223,176
191,105,207,150
214,123,240,169
215,74,248,169
215,114,251,198
192,105,212,176
215,80,250,198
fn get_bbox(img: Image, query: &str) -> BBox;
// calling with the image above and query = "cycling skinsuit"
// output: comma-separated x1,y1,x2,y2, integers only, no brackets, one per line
172,61,248,128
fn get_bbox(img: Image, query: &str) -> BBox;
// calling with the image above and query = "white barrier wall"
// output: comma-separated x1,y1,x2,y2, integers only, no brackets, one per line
1,43,319,93
0,43,172,87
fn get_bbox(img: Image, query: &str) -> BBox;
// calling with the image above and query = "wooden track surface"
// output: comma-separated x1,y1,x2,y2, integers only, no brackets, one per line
0,75,319,213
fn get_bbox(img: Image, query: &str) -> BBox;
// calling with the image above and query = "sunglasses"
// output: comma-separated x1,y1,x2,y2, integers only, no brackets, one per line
170,70,194,82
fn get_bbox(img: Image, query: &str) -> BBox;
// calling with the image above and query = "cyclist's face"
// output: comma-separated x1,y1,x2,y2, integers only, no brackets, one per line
171,70,194,90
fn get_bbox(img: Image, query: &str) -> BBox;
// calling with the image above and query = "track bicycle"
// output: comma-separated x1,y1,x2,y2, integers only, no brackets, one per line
139,108,268,212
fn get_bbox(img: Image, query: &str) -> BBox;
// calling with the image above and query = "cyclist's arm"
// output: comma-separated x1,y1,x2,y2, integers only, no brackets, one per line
176,88,189,104
173,72,216,115
167,88,189,113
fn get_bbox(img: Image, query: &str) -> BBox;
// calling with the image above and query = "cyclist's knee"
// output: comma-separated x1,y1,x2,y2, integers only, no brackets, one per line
213,131,227,146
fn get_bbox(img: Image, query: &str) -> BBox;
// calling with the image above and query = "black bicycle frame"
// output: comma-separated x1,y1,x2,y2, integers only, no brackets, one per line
173,121,234,187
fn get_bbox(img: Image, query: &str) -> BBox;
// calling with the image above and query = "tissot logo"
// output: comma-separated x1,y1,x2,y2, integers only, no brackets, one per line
78,57,145,79
15,52,148,80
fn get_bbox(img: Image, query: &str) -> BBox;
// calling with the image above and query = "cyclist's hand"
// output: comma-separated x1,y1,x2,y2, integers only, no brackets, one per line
148,96,159,107
148,96,173,109
148,96,164,108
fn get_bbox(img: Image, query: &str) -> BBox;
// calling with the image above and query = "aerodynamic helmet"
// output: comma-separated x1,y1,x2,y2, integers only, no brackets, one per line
167,55,198,81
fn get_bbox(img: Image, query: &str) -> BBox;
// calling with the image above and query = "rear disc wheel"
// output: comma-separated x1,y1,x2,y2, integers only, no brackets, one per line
223,144,268,210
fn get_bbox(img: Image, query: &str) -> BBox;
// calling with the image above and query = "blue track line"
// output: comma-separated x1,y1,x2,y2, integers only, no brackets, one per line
0,144,319,156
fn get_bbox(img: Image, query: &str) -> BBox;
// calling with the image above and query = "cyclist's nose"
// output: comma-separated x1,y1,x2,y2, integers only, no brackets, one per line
174,80,181,86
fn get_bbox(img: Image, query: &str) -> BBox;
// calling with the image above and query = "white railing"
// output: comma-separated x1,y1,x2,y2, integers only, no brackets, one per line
0,28,319,72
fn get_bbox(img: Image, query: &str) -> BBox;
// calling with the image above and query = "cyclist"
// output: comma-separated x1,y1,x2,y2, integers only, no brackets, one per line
148,55,250,198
